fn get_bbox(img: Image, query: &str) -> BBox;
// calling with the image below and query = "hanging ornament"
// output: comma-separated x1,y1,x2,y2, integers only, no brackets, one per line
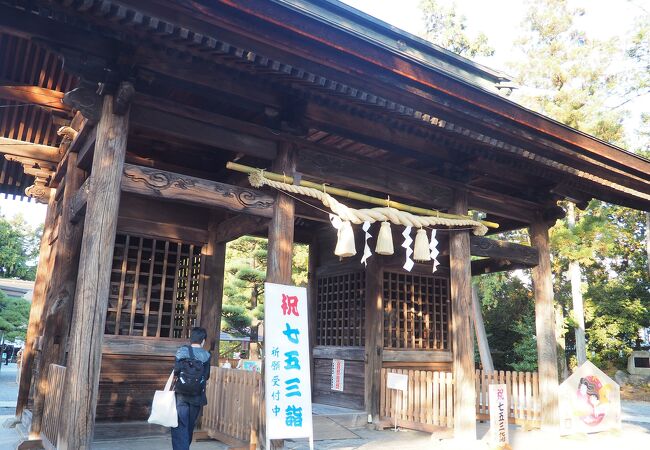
334,220,356,257
430,229,440,273
375,221,394,255
360,221,373,266
401,226,414,272
413,228,431,262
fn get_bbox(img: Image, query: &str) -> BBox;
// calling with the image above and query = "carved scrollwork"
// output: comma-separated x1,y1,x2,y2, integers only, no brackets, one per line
124,168,195,196
213,184,274,210
25,182,51,204
237,189,275,209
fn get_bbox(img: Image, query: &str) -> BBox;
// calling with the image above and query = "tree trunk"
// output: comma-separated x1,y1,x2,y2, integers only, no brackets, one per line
567,202,586,365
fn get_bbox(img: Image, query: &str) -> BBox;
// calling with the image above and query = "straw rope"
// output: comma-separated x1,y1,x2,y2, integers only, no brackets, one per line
249,171,488,236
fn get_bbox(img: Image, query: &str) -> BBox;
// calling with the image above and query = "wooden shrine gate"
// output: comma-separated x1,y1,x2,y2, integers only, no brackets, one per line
379,368,540,432
202,367,261,449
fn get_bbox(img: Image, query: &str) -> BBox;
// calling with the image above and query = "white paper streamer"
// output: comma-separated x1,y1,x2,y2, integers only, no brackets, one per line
430,229,440,273
401,226,414,272
360,221,372,266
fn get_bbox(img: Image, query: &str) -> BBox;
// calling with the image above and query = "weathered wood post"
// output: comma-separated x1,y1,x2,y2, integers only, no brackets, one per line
262,142,295,449
364,257,383,423
529,219,560,430
31,151,85,437
201,211,227,355
57,85,131,450
449,190,476,440
16,189,56,420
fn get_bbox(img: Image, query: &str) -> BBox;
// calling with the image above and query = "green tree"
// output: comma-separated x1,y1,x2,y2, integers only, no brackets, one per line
419,0,494,58
0,289,30,342
0,213,41,280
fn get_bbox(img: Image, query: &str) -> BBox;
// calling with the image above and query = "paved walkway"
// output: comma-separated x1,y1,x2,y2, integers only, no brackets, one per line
2,364,650,449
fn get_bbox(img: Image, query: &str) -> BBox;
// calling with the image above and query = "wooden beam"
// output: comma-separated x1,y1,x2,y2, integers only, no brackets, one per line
471,258,534,276
364,257,383,422
121,163,276,217
296,146,540,222
201,212,227,354
76,127,97,171
469,236,538,266
57,90,130,450
129,104,277,160
529,220,560,431
69,177,89,225
214,215,269,243
0,137,60,163
0,84,69,112
15,190,57,421
449,190,476,441
31,152,85,437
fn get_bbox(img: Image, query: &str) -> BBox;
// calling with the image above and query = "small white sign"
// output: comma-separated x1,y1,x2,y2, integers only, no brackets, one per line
489,384,509,447
386,372,408,392
331,359,345,392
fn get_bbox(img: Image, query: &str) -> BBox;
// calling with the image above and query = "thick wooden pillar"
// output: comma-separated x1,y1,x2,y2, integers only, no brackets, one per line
449,190,476,440
308,238,318,391
266,143,296,284
16,190,57,419
262,142,295,449
30,152,85,436
201,211,227,355
364,257,383,422
57,91,130,450
529,220,560,430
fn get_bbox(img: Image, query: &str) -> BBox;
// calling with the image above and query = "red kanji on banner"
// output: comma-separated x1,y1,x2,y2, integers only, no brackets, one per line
281,294,300,316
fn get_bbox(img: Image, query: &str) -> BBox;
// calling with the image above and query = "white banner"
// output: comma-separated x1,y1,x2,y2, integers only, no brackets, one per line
489,384,509,447
331,359,345,392
264,283,314,443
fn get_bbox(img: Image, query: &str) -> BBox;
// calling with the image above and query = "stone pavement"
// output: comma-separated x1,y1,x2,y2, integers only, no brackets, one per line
2,361,650,450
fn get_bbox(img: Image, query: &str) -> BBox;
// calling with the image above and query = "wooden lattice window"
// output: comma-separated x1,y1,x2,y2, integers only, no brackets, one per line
383,271,449,350
106,234,204,338
316,272,365,347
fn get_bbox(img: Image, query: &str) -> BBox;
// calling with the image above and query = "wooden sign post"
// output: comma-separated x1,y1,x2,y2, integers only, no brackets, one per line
489,384,509,448
386,372,408,431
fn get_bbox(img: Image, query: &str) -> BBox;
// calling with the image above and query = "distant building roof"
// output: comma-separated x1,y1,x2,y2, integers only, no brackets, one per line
0,279,34,302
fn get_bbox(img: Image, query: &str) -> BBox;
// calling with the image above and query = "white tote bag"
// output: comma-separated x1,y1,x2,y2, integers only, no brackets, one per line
148,371,178,427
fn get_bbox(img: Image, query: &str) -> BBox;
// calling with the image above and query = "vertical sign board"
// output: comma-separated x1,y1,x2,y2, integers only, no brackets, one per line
386,372,408,430
489,384,509,447
264,283,314,447
331,359,345,392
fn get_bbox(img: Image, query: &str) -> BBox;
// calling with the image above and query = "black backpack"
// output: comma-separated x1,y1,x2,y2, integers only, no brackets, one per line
175,345,205,395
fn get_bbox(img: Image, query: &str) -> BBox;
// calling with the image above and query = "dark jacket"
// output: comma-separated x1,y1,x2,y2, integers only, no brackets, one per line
174,345,211,406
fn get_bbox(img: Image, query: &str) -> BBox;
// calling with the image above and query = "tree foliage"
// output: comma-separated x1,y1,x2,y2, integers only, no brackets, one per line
221,236,309,338
0,212,41,281
0,289,30,342
419,0,494,58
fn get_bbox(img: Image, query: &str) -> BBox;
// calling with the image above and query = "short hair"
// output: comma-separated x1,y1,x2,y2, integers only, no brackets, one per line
190,327,207,344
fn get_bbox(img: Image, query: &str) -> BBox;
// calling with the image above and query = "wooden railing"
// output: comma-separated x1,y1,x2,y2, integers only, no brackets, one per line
379,368,541,432
202,367,261,448
475,369,540,426
41,364,66,449
379,368,454,432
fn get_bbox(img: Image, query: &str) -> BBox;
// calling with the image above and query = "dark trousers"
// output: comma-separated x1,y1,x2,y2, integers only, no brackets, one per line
171,401,202,450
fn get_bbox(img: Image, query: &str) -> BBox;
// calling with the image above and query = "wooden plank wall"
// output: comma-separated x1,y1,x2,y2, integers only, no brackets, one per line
313,357,365,410
96,334,184,421
41,364,66,449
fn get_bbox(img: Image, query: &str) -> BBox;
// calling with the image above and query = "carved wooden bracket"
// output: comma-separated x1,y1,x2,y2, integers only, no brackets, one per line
5,155,55,203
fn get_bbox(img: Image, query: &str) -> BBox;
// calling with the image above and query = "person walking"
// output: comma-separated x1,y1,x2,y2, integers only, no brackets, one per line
172,327,211,450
